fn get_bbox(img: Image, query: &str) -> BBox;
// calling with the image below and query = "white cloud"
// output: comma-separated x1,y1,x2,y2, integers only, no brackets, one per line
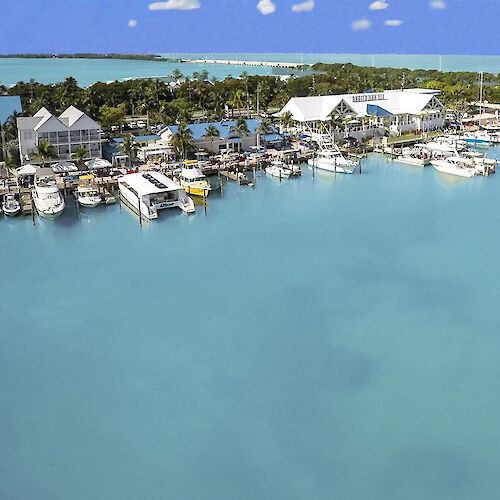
292,0,315,13
430,0,446,9
128,19,138,28
385,19,403,26
369,1,389,10
257,0,276,15
351,18,371,30
149,0,200,11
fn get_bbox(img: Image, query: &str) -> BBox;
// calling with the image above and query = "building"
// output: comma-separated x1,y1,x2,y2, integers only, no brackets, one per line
17,106,102,165
159,119,283,154
278,89,446,144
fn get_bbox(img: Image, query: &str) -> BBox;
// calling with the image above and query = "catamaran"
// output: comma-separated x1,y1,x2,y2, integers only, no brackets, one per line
119,171,195,220
308,146,358,174
32,168,65,219
178,160,212,197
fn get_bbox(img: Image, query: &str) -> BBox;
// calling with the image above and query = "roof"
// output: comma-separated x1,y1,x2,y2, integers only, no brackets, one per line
17,105,100,132
119,171,182,196
163,119,268,141
279,89,443,122
133,134,161,142
0,96,22,124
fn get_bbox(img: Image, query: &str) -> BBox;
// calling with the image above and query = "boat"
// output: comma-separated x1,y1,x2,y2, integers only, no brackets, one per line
430,156,476,178
179,160,212,197
422,137,466,156
32,168,65,219
2,193,21,216
393,147,430,167
307,146,358,174
118,171,195,220
76,174,101,208
460,131,491,147
265,160,291,179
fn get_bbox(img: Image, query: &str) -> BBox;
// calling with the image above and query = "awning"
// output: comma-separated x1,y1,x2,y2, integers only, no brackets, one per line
16,164,37,176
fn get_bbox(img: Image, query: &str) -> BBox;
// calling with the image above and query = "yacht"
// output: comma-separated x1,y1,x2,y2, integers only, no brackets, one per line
2,193,21,216
119,171,195,220
77,174,101,208
430,156,476,178
265,160,291,179
307,147,358,174
32,168,65,219
422,137,466,156
179,160,211,197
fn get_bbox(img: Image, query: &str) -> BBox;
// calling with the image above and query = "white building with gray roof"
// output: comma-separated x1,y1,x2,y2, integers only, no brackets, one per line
17,106,102,165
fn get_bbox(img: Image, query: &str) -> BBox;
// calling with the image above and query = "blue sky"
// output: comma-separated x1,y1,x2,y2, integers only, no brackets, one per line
0,0,498,55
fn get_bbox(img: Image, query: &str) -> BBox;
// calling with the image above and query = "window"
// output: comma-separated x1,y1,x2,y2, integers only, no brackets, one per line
70,130,81,142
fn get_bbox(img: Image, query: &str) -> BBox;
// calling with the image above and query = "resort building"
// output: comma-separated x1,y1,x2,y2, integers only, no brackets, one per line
159,119,283,154
17,106,102,165
278,89,446,143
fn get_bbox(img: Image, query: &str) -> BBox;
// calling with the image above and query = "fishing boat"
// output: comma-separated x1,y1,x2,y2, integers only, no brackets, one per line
307,146,358,174
179,160,211,197
430,156,476,178
32,168,65,219
119,171,195,220
265,160,292,179
422,137,466,156
2,193,21,216
76,174,101,208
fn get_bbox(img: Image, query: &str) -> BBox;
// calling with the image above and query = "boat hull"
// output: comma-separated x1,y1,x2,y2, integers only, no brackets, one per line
183,185,211,197
431,162,475,178
307,158,356,174
78,196,101,208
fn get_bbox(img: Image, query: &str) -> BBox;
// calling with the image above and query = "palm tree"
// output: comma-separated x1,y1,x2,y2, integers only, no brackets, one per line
203,125,220,152
71,145,88,170
32,140,57,166
228,89,246,118
279,111,294,133
256,119,272,149
171,123,194,159
229,118,250,153
120,135,138,167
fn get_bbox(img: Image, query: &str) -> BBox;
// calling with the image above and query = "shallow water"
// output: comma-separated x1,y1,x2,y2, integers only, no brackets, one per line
1,53,498,87
2,148,500,500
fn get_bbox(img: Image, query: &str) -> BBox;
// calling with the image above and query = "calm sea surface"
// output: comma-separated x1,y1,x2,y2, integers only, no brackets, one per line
1,53,499,87
2,148,500,499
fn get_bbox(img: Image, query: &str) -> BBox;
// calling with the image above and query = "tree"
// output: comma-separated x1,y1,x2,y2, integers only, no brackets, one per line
171,123,194,159
99,105,125,130
229,118,250,153
228,89,246,118
32,140,57,165
71,145,88,169
203,125,220,152
279,111,293,133
256,119,272,149
119,135,139,167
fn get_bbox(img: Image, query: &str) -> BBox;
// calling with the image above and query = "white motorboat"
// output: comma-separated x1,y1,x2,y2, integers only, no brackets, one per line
422,137,466,156
307,147,358,174
265,160,291,179
430,156,476,178
2,193,21,216
32,168,65,219
77,174,101,208
460,131,491,147
393,147,430,167
119,171,195,220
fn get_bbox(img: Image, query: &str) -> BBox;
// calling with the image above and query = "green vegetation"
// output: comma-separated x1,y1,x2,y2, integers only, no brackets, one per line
1,62,499,163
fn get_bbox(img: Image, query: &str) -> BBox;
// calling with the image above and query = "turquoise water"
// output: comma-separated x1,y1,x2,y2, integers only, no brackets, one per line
1,53,499,87
2,148,500,499
0,57,275,87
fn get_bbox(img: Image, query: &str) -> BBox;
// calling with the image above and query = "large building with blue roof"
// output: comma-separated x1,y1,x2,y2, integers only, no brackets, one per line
160,119,283,153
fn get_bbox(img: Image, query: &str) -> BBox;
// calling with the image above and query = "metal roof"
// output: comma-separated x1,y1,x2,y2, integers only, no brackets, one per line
0,96,22,124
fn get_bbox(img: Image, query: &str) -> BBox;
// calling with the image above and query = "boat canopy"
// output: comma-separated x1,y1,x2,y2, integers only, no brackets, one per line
16,164,37,176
